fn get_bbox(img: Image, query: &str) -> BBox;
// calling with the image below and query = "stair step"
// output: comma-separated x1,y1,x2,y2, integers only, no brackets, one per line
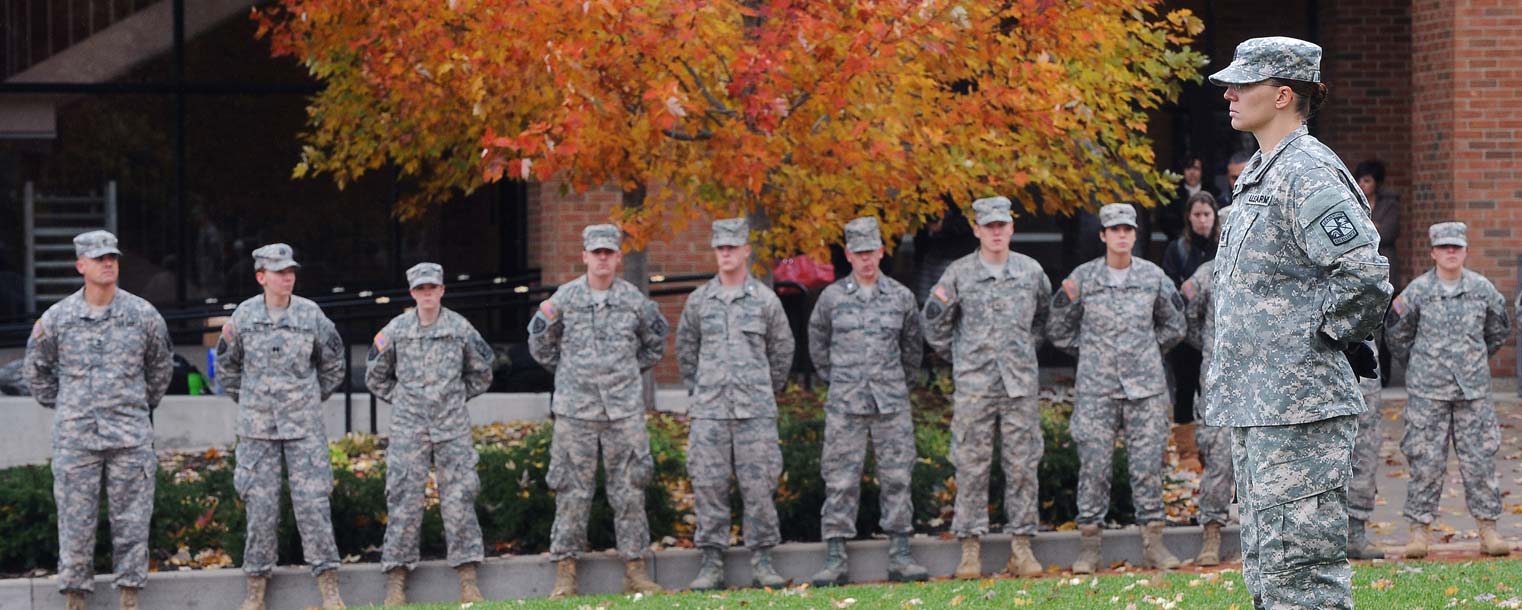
33,228,96,237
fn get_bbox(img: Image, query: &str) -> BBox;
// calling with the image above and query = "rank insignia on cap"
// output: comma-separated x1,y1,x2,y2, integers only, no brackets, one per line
932,285,950,304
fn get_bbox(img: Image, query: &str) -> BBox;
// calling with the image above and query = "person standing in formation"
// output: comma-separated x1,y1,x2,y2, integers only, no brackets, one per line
24,230,173,610
676,217,796,590
529,225,669,598
807,217,929,586
367,263,496,605
922,196,1052,579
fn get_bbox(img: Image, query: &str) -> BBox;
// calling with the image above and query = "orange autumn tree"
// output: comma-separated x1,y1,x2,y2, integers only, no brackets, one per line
256,0,1206,258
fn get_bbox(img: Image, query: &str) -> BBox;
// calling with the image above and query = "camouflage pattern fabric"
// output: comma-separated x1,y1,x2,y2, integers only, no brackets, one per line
1047,257,1186,400
921,251,1050,399
24,289,174,450
1385,269,1510,401
527,276,667,421
382,435,484,570
1070,394,1171,525
1347,381,1382,522
808,275,922,414
1399,396,1503,524
215,294,346,439
546,415,656,560
687,417,783,550
1232,416,1356,610
234,436,341,576
366,307,495,442
675,275,794,418
1209,36,1324,85
949,395,1043,537
820,409,917,539
1182,261,1233,526
1204,124,1390,428
51,445,156,592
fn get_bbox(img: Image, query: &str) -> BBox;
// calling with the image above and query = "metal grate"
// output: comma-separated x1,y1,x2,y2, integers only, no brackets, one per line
3,0,158,80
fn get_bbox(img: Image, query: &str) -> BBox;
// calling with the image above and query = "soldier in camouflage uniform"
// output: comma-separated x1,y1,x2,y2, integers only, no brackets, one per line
24,230,173,610
367,263,496,605
216,244,348,610
1049,203,1186,574
1181,258,1232,566
1386,222,1512,558
921,196,1051,579
676,217,796,590
528,225,668,598
1208,37,1392,610
807,217,929,586
1346,351,1386,560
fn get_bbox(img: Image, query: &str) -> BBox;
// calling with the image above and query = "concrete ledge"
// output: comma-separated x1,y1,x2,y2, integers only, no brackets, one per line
0,526,1240,609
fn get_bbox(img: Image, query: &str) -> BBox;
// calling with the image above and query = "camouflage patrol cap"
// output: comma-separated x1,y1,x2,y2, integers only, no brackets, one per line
1099,203,1138,229
1209,36,1322,85
1429,222,1467,248
251,243,300,271
582,224,622,252
406,262,444,288
843,217,883,252
972,197,1013,225
73,230,122,259
711,217,750,247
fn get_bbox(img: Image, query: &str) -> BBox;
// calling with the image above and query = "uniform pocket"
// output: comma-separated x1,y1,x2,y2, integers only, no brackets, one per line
1253,454,1347,574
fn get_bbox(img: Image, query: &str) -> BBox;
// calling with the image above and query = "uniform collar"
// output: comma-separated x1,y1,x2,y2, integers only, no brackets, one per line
974,254,1012,281
706,275,758,302
1237,124,1311,191
63,289,121,320
843,276,881,300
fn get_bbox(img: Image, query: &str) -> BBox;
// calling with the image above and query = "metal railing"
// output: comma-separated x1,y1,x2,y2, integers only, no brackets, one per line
3,0,159,80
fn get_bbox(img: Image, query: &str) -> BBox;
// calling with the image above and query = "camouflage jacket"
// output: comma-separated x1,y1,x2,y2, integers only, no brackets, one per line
24,289,173,450
1049,257,1185,399
527,276,667,421
921,252,1051,399
808,275,922,414
366,307,495,441
676,275,795,419
216,294,346,440
1386,269,1509,401
1205,124,1392,427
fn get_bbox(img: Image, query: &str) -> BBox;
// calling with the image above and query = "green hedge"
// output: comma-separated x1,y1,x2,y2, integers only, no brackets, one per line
0,382,1144,575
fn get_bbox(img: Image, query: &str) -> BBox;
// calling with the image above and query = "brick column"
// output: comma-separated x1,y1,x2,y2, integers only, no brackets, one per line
1409,0,1522,376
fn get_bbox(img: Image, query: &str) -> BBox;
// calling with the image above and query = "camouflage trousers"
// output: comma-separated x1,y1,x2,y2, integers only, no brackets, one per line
821,409,916,540
547,414,654,561
382,434,484,571
1194,420,1234,526
688,417,782,550
1072,393,1169,525
53,445,156,592
1400,396,1503,524
235,436,341,576
1347,388,1382,521
1233,416,1356,610
950,394,1042,537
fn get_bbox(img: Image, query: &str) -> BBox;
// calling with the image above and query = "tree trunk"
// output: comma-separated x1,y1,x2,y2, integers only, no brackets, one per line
621,184,658,411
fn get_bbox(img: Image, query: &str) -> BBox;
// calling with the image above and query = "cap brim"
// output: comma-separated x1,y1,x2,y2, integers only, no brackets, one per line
711,239,747,247
260,261,301,271
1102,220,1139,229
584,241,621,252
976,213,1013,225
1208,62,1263,86
847,242,883,253
1431,239,1467,248
80,247,122,258
409,279,444,289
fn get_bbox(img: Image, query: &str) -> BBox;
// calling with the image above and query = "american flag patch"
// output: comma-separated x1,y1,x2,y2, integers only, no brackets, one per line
539,300,559,320
932,285,950,303
1391,296,1405,316
373,331,388,352
1182,280,1196,301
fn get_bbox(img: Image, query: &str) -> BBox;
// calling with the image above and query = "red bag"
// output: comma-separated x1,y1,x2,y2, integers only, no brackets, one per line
773,255,836,291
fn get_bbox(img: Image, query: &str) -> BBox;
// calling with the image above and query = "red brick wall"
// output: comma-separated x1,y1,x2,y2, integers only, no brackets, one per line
527,182,713,385
1409,0,1522,376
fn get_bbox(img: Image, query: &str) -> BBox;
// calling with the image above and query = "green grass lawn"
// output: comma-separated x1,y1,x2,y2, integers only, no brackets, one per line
388,558,1522,610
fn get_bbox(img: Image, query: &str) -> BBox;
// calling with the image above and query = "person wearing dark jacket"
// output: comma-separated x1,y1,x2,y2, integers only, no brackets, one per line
1161,191,1219,423
1355,159,1401,386
1161,157,1219,242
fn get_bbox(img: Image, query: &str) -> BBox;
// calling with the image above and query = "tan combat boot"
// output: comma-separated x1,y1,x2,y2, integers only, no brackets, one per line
457,562,486,602
549,558,577,599
1478,520,1512,556
623,558,664,594
1402,522,1431,559
954,537,981,579
1005,535,1043,577
235,576,268,610
382,568,407,606
118,587,140,610
1142,521,1181,569
1196,522,1222,566
64,591,86,610
1072,525,1102,574
316,569,346,609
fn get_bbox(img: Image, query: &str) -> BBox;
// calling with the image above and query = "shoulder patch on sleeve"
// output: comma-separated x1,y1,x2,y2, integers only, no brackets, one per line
1391,295,1405,316
30,320,44,341
528,311,549,335
1062,278,1079,301
650,315,669,337
924,299,945,320
372,331,388,353
1319,211,1359,246
221,321,237,341
539,300,559,321
932,284,950,304
1181,280,1196,302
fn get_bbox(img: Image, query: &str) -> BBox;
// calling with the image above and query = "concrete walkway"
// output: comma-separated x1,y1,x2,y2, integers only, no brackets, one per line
1363,380,1522,554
